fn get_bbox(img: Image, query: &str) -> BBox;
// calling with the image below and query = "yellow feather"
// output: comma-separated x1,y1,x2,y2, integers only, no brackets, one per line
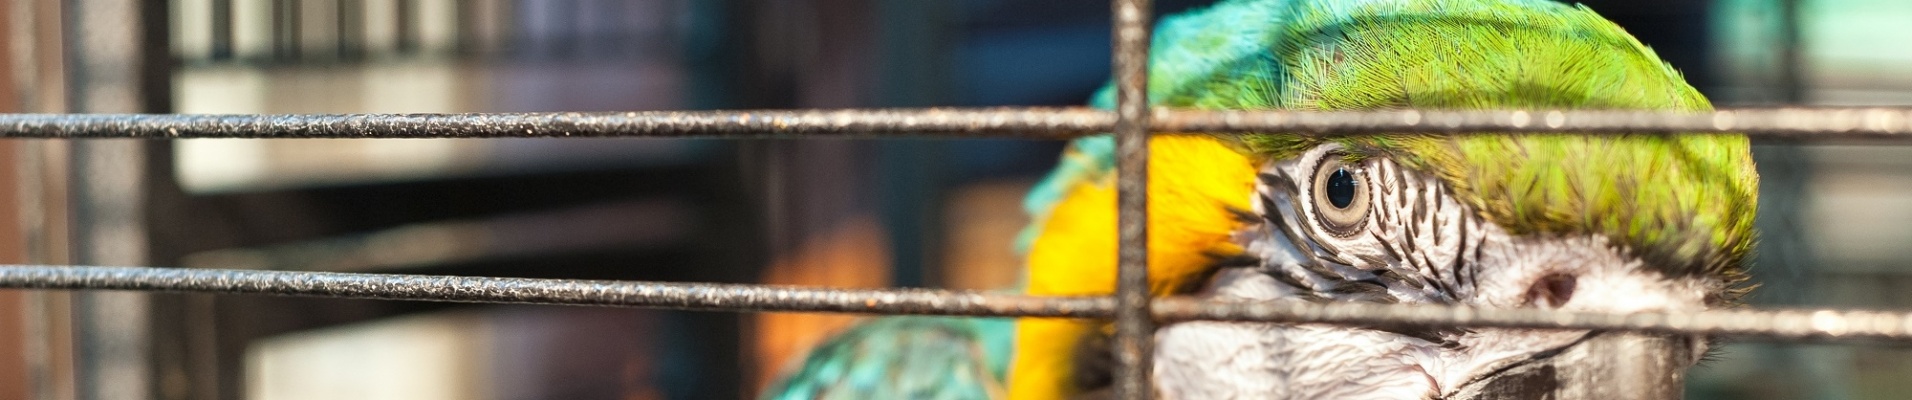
1009,135,1256,399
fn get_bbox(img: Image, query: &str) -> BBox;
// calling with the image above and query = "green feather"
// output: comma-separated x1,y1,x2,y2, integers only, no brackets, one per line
1141,0,1756,288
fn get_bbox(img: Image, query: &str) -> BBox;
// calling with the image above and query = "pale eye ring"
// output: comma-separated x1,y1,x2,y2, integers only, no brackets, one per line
1310,156,1370,237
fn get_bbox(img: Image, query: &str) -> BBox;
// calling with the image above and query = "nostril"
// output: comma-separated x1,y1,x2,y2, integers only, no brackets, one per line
1525,273,1577,308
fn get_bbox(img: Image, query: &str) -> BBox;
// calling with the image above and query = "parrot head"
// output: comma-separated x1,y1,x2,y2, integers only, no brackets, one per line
1127,0,1757,398
762,0,1755,399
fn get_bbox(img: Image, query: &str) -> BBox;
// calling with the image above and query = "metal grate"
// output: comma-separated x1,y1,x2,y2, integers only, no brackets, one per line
5,0,1912,398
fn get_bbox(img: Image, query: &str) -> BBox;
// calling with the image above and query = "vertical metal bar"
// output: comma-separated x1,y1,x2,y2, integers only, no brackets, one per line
64,0,160,399
1111,0,1154,398
67,145,149,400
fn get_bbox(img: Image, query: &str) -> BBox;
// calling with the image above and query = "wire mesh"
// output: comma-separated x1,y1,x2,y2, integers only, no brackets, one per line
0,69,1909,400
6,0,1912,398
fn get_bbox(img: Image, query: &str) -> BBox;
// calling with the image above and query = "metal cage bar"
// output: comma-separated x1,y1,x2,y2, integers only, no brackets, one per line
0,1,1905,399
1,108,1912,139
0,71,1904,400
0,112,1903,399
4,265,1912,343
5,107,1902,399
1110,0,1156,398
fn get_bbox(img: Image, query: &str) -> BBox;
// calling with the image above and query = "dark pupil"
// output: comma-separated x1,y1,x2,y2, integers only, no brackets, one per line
1326,168,1357,209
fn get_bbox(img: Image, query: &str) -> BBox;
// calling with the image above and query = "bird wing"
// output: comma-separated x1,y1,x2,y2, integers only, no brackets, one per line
759,316,1015,400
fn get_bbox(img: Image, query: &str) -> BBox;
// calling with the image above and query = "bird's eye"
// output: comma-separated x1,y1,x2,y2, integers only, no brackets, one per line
1310,156,1370,237
1326,169,1358,208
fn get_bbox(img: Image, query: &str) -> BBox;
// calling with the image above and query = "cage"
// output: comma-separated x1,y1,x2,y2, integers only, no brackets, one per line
0,0,1909,399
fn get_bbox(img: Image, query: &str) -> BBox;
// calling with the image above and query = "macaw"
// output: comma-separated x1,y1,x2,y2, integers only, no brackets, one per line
762,0,1757,398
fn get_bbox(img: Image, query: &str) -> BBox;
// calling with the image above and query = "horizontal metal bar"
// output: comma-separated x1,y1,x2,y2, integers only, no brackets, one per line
1,108,1911,139
0,109,1106,139
0,265,1113,316
4,265,1912,343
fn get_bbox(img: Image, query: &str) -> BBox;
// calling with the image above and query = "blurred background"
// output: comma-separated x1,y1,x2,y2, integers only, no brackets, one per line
0,0,1906,399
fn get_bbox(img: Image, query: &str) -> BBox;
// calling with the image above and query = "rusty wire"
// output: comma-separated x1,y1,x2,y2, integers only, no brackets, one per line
2,265,1911,343
1,108,1911,139
1110,0,1157,398
3,1,1896,399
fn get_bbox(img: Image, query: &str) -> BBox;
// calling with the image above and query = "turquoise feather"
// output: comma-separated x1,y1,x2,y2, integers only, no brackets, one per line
759,317,1014,400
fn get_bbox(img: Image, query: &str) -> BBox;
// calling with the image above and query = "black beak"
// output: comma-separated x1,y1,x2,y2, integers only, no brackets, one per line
1450,332,1696,399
